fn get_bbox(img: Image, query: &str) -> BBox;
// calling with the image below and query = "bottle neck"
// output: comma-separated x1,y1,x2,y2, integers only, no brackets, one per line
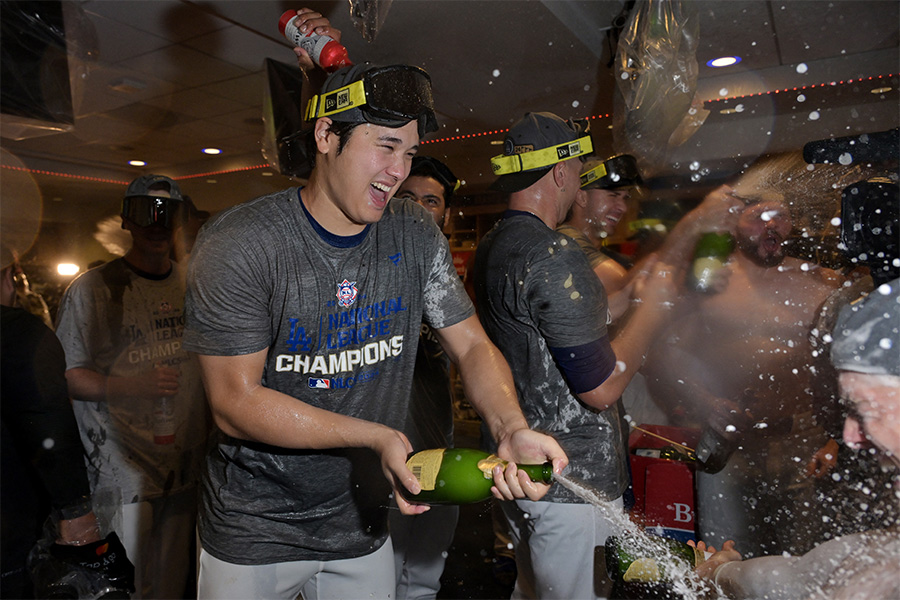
516,462,554,484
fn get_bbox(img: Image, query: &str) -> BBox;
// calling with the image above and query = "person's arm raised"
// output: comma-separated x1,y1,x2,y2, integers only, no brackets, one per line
288,8,343,125
578,260,678,411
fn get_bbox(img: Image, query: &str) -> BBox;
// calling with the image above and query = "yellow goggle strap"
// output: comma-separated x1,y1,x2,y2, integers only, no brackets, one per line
304,79,369,121
491,135,593,175
580,162,609,188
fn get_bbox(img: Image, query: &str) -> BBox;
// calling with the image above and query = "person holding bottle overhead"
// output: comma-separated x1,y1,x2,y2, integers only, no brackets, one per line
54,174,208,599
472,112,680,600
641,156,845,558
183,11,567,600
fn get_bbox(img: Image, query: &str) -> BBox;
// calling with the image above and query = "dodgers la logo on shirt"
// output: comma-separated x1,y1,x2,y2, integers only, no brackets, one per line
336,279,359,307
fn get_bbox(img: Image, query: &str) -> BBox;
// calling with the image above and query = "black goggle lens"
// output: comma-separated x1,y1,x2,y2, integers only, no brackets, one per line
124,196,185,229
606,155,641,185
363,66,437,133
583,154,642,189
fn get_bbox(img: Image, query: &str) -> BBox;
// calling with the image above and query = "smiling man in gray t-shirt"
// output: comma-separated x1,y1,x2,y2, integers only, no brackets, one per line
183,16,567,599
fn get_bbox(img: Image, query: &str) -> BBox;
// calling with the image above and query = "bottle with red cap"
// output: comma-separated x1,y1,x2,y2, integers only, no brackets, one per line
278,10,352,73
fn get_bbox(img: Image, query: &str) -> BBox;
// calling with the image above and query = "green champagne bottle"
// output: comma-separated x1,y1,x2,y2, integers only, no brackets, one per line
605,534,709,585
688,232,735,293
400,448,553,505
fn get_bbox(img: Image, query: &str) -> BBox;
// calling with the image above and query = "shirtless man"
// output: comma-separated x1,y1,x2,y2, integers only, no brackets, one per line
695,278,900,600
643,190,844,558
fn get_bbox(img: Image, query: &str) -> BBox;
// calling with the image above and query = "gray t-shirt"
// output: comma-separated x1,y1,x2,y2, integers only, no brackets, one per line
474,212,628,502
183,188,473,564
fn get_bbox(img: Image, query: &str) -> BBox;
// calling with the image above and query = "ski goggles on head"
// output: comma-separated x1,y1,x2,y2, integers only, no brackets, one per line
304,65,438,134
122,196,186,229
490,119,593,175
580,154,642,189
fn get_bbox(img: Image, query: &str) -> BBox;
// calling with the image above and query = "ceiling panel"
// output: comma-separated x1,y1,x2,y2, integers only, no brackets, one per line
83,0,231,42
772,1,899,65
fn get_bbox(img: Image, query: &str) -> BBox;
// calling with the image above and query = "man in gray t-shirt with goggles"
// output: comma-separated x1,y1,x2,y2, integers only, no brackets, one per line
184,10,566,599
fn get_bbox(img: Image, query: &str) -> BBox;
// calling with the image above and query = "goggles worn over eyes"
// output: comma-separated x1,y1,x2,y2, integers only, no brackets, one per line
122,196,186,229
304,65,438,134
490,120,593,175
580,154,642,189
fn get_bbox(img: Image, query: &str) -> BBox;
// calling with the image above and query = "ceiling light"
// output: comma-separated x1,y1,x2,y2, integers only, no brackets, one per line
707,56,741,68
871,87,892,94
57,263,79,276
719,108,739,115
489,140,504,145
261,171,274,176
129,160,146,166
202,148,222,155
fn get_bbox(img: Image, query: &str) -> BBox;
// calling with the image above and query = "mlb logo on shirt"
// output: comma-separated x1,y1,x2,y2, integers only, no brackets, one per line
336,279,358,307
308,378,331,389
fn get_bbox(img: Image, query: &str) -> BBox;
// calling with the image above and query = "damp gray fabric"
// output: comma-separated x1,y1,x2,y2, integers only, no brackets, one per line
184,189,472,564
473,213,629,502
831,277,900,376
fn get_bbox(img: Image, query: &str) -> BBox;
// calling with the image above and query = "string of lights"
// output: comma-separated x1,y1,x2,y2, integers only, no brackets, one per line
1,72,895,178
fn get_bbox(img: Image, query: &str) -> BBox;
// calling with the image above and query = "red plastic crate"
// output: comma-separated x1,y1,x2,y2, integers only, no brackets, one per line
628,424,701,543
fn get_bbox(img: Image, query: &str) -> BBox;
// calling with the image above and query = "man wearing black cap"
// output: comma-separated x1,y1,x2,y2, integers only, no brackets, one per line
183,33,566,599
395,155,458,230
389,156,461,600
696,278,900,600
557,154,642,298
55,174,208,598
473,112,678,599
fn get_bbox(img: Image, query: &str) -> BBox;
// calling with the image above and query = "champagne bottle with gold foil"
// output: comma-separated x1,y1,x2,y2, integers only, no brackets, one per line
400,448,553,505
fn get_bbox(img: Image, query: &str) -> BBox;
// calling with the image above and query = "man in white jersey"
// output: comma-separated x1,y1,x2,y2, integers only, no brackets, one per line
56,174,208,599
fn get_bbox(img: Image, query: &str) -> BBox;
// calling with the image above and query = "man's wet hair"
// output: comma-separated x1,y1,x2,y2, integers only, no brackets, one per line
407,157,457,208
304,120,364,171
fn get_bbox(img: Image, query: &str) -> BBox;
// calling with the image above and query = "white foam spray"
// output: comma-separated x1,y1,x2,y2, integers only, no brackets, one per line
553,471,727,599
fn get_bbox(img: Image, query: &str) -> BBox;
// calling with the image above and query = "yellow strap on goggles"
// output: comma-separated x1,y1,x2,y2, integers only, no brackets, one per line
580,162,608,188
305,79,369,121
490,135,593,175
